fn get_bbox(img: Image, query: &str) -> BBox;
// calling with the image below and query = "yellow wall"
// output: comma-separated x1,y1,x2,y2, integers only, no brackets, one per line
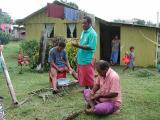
24,10,82,41
120,26,157,67
23,9,100,60
24,9,157,67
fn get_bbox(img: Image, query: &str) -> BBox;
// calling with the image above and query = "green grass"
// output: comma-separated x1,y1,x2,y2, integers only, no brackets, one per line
0,42,160,120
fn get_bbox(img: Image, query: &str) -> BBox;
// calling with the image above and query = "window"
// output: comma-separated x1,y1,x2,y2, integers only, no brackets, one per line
44,24,54,38
66,23,77,38
49,27,54,38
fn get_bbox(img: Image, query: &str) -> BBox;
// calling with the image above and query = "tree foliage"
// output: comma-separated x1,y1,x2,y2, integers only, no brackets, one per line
133,18,145,25
66,40,77,70
0,31,10,44
113,18,157,27
0,10,12,24
20,40,39,69
54,0,79,9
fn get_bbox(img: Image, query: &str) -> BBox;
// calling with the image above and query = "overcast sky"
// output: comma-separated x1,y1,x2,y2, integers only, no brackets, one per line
0,0,159,23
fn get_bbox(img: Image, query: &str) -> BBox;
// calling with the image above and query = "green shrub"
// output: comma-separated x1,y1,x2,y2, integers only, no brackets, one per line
0,31,10,44
66,40,78,70
20,40,39,69
146,65,155,68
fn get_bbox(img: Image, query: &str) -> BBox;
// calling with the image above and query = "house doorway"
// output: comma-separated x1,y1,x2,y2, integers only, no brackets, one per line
100,23,120,64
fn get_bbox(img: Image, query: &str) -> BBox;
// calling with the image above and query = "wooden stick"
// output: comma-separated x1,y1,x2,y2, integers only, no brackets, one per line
0,52,19,106
62,109,84,120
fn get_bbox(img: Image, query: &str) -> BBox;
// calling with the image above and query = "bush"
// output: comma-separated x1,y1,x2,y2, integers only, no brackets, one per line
20,40,39,69
0,31,10,44
66,40,78,70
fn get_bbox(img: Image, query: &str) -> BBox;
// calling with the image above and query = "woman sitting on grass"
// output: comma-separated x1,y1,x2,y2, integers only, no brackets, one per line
84,60,122,115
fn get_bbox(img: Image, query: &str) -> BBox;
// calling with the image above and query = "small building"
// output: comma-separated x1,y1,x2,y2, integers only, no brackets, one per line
11,25,25,40
17,2,160,67
98,18,160,67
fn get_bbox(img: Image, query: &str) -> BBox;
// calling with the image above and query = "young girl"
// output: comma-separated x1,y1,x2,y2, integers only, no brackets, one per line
18,48,24,65
123,46,135,71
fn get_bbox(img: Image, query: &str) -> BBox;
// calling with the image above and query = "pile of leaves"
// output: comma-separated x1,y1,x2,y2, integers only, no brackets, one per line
28,82,79,102
128,69,156,78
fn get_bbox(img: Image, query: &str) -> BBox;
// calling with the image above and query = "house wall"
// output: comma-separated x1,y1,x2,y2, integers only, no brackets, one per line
120,26,157,67
24,10,82,41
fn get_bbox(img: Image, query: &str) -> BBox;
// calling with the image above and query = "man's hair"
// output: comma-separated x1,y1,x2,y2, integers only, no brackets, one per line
58,41,66,48
130,46,134,50
83,16,92,25
95,60,110,71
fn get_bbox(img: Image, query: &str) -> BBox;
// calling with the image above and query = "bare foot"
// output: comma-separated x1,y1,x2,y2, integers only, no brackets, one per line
85,108,94,114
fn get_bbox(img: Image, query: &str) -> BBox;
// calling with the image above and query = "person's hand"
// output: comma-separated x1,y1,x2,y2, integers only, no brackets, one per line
90,93,99,100
71,42,79,47
90,95,96,100
90,91,95,100
68,67,73,73
90,91,94,96
63,67,69,72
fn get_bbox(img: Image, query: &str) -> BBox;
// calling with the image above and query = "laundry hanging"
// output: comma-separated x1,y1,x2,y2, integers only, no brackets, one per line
64,7,79,21
47,3,64,19
0,24,5,31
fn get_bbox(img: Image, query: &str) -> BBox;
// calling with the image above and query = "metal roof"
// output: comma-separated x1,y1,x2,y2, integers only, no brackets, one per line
16,2,160,30
97,17,160,29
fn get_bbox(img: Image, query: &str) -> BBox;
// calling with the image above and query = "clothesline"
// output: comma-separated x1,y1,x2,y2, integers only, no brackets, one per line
47,3,95,25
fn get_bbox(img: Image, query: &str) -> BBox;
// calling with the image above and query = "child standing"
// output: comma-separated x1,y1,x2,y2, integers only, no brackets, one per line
123,46,135,71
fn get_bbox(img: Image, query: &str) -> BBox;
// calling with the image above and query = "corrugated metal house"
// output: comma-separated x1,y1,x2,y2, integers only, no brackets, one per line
17,2,160,67
98,18,160,67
